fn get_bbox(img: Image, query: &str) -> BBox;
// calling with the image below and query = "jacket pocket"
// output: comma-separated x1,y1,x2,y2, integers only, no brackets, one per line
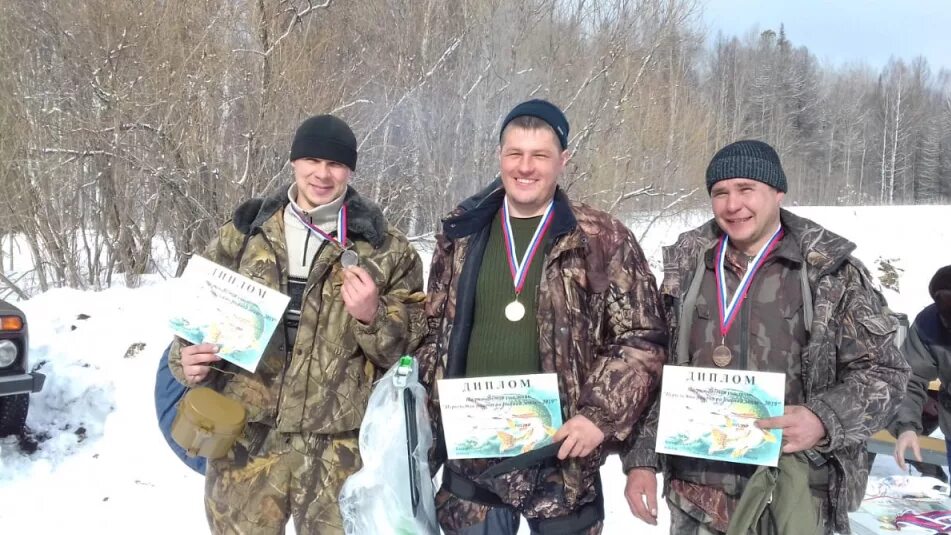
858,314,898,337
696,302,712,321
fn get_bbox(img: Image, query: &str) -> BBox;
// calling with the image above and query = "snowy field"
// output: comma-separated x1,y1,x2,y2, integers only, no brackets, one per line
0,204,949,534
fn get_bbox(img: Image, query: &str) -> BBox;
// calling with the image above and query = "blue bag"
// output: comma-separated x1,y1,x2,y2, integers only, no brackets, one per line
154,344,206,474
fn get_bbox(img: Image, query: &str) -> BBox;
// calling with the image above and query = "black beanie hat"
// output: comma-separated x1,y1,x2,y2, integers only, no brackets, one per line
932,267,951,322
499,99,569,149
290,114,358,171
929,265,951,300
706,140,787,194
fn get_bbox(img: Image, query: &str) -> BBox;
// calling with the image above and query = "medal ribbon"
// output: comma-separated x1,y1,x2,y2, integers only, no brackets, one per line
500,197,554,296
290,203,348,249
715,225,784,338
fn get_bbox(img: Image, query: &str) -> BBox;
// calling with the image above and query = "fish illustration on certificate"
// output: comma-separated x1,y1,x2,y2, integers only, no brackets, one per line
437,373,563,459
655,365,786,467
168,256,290,373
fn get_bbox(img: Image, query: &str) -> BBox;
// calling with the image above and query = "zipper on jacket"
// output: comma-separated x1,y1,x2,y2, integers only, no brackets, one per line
302,240,331,304
257,231,291,427
740,284,750,370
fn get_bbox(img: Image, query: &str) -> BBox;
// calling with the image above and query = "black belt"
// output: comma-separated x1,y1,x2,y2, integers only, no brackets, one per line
442,467,506,507
527,486,603,535
441,440,562,505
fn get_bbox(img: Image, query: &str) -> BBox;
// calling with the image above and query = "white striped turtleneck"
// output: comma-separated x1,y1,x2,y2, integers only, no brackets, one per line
283,184,346,279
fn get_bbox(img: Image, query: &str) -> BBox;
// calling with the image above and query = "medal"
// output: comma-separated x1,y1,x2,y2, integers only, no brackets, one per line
505,301,526,322
713,225,783,366
712,345,733,367
340,249,359,268
290,202,349,258
500,197,554,322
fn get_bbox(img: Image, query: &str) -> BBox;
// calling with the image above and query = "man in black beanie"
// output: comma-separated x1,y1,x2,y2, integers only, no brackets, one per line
416,98,667,534
165,114,426,534
625,139,909,534
890,265,951,486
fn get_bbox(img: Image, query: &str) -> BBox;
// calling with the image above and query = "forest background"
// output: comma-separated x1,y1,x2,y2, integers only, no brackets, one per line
1,0,949,294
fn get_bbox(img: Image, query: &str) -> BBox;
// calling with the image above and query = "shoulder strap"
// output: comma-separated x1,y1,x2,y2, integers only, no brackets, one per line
799,267,813,335
676,253,707,365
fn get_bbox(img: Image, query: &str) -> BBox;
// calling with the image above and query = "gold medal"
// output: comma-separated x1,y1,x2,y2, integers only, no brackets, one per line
504,300,525,322
500,197,553,325
712,345,733,367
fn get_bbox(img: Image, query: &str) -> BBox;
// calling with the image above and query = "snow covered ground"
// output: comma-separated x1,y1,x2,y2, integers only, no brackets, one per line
0,204,949,534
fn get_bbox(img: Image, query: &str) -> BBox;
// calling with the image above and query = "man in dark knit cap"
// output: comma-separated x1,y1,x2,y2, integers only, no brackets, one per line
416,99,668,534
624,140,909,534
889,265,951,484
167,114,426,534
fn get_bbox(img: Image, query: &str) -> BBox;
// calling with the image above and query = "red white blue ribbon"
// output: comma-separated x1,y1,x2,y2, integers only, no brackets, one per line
895,510,951,531
501,197,554,296
715,225,784,338
290,203,348,249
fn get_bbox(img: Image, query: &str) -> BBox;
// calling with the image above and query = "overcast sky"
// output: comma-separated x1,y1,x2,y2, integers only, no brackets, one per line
700,0,951,72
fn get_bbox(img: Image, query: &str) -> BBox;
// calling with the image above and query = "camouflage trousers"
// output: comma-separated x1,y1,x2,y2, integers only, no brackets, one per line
666,490,829,535
435,487,602,535
205,429,360,535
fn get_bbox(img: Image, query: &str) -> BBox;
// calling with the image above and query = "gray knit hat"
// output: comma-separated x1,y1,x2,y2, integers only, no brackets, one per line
706,140,787,193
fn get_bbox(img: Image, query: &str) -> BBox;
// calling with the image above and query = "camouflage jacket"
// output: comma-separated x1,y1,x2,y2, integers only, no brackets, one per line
416,182,667,517
623,208,910,534
169,185,426,442
888,304,951,438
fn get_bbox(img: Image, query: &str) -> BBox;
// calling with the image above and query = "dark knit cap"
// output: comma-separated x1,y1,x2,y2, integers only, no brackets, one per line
289,114,358,171
706,140,787,194
499,99,569,149
929,265,951,300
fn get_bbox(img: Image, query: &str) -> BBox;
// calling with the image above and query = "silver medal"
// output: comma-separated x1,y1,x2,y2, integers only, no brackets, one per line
341,249,359,268
504,300,525,322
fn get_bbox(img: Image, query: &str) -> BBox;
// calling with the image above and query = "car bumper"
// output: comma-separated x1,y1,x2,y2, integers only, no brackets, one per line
0,372,45,396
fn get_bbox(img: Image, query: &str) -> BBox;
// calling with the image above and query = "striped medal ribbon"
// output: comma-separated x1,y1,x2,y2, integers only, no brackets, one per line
290,203,358,267
712,225,784,366
500,197,555,322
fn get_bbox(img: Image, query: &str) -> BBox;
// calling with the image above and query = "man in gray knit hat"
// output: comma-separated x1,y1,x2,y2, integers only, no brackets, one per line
623,139,909,534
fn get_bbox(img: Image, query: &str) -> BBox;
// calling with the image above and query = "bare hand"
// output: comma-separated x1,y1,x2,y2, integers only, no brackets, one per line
180,343,221,385
894,430,923,471
625,468,658,526
341,266,380,324
552,415,605,459
756,405,827,453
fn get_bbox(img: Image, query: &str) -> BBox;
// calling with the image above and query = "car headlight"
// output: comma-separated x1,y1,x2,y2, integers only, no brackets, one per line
0,339,18,367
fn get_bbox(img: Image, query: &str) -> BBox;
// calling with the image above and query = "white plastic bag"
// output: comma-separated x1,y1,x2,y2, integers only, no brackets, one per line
340,356,438,535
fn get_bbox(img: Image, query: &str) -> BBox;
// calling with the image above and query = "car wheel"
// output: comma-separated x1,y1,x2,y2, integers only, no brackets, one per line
0,393,29,437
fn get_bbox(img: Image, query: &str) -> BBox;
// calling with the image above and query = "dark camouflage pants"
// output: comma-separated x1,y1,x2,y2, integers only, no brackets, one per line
205,429,360,535
435,487,602,535
666,491,828,535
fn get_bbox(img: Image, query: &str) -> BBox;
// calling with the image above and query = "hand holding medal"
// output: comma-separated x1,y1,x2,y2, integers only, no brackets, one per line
290,202,378,324
341,266,379,324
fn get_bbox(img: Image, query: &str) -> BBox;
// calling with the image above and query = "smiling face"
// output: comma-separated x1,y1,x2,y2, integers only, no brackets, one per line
710,178,784,255
498,121,569,218
291,157,351,210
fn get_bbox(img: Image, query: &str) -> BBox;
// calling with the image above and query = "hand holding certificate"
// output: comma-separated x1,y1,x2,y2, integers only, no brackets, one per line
755,404,828,453
655,365,786,467
169,256,290,373
437,373,562,460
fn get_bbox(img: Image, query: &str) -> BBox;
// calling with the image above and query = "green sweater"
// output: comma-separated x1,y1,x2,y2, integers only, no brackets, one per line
465,212,548,377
